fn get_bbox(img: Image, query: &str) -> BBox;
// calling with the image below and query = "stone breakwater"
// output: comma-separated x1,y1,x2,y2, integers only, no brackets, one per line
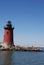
0,45,43,52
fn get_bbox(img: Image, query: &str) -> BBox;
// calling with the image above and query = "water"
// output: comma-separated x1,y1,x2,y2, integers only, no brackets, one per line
0,51,44,65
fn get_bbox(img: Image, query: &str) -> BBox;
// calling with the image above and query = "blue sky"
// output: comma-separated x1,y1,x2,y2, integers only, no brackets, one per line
0,0,44,47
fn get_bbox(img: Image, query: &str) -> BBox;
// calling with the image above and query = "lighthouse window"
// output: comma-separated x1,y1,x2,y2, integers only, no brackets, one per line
7,32,9,34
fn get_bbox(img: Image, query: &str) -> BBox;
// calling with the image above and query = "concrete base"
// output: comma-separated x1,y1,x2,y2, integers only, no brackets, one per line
2,43,14,48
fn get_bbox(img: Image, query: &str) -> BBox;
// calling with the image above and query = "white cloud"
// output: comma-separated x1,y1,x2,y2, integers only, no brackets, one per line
14,39,44,47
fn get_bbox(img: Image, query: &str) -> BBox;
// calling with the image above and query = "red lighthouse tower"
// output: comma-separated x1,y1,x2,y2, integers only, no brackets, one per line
3,21,14,48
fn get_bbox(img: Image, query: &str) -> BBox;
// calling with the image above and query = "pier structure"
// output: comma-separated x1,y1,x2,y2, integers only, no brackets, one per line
3,21,14,48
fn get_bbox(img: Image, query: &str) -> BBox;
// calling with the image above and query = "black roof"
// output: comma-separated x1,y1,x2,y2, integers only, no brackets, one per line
4,21,14,29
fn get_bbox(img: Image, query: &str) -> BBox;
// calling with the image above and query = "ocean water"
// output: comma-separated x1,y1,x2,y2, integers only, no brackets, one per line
0,51,44,65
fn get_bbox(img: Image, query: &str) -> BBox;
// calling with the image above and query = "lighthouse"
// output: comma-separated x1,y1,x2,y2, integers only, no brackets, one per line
3,21,14,48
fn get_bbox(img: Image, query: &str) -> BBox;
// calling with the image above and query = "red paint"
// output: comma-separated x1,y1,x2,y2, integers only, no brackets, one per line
3,21,14,45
